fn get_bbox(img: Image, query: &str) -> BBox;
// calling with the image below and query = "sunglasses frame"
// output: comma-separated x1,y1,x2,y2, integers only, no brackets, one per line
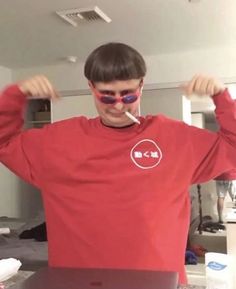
90,80,143,105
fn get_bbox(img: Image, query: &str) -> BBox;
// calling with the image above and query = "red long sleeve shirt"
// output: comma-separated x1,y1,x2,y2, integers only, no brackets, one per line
214,168,236,180
1,85,236,284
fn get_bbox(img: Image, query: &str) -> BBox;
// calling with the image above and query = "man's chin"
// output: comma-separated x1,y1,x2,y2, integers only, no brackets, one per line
102,117,133,128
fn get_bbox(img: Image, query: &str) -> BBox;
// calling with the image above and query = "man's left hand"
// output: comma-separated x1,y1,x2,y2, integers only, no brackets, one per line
181,75,225,98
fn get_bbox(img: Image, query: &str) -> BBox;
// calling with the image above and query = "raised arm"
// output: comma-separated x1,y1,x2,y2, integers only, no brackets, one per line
181,75,236,184
0,75,59,187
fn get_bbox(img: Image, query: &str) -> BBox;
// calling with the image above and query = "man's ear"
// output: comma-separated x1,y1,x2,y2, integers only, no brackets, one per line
88,81,93,89
88,81,96,98
140,78,144,94
140,85,144,95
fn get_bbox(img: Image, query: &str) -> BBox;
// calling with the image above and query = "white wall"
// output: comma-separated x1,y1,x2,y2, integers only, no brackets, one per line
0,66,16,217
0,66,19,218
0,66,11,88
12,63,87,91
145,46,236,85
141,88,191,123
12,46,236,91
191,113,205,129
52,94,97,122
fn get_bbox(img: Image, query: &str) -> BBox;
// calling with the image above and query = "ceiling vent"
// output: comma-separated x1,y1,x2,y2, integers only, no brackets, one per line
56,6,112,27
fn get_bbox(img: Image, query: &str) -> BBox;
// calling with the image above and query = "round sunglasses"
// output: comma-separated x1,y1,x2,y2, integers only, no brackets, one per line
91,81,143,105
98,93,139,104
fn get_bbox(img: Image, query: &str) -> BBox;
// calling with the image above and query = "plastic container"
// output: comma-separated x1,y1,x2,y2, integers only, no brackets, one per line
205,252,233,289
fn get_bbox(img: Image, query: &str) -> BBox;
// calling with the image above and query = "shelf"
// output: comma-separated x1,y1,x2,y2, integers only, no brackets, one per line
28,120,51,124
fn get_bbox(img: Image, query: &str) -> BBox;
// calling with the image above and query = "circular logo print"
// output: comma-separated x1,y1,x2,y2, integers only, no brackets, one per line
207,261,227,271
130,139,162,169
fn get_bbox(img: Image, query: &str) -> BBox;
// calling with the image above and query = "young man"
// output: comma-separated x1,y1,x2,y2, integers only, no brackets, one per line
215,169,236,223
1,42,236,284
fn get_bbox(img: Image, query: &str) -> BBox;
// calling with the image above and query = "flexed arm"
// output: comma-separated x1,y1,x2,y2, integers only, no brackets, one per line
0,75,59,144
0,75,59,187
182,74,235,143
180,75,236,184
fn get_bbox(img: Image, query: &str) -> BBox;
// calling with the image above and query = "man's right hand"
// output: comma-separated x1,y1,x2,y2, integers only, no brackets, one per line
19,75,60,100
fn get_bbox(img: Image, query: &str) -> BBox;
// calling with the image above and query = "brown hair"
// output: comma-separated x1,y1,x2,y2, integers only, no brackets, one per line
84,42,146,82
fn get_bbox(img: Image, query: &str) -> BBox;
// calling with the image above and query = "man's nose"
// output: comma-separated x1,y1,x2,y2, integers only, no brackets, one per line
114,101,124,111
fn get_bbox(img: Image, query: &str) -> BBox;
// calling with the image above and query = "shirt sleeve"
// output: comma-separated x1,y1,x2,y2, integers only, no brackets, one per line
190,89,236,184
0,84,47,188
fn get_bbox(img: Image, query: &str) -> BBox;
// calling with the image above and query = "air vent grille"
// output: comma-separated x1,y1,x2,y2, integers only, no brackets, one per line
56,6,112,27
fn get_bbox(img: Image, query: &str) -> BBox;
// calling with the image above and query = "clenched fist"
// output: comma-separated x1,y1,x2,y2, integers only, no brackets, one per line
181,75,226,98
19,75,60,100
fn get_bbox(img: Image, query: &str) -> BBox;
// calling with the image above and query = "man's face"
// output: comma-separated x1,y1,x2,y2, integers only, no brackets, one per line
90,79,143,128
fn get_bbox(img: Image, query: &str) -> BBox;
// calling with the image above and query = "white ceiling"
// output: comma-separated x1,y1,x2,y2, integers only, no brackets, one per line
0,0,236,69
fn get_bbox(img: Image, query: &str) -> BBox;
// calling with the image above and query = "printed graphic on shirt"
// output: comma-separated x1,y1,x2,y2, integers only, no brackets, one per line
130,139,162,169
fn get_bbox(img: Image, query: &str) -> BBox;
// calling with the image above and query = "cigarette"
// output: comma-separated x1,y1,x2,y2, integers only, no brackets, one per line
125,111,140,124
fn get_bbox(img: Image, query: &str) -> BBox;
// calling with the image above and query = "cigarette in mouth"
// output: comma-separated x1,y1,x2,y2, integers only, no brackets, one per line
125,111,140,125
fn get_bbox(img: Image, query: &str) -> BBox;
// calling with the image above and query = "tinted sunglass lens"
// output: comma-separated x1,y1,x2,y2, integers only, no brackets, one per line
100,96,116,104
122,95,138,104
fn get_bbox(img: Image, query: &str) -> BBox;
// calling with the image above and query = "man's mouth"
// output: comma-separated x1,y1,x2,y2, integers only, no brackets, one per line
109,111,125,117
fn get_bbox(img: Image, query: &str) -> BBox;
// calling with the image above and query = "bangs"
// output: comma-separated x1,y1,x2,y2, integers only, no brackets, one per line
88,56,142,82
84,43,146,82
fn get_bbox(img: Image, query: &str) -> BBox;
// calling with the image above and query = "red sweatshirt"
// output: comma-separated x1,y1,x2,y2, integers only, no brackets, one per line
214,169,236,180
1,85,236,284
